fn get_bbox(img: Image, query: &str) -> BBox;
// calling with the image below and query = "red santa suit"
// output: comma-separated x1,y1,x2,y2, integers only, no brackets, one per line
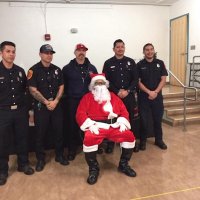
76,92,135,152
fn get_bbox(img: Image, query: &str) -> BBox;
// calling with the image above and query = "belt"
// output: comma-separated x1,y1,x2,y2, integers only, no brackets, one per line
0,105,21,110
96,118,117,124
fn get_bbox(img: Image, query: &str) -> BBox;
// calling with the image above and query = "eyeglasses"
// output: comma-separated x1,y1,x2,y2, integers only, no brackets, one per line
94,81,106,86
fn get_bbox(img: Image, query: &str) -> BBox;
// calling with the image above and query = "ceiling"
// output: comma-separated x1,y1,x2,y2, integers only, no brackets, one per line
0,0,180,6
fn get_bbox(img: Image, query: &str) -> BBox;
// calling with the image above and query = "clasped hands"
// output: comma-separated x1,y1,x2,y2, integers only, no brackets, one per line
45,99,59,111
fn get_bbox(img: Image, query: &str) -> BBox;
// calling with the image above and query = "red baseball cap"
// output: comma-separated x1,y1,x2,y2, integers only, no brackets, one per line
75,43,88,51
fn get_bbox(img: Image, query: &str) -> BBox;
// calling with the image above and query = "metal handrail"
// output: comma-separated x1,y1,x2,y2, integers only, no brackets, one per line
192,56,200,87
167,69,198,131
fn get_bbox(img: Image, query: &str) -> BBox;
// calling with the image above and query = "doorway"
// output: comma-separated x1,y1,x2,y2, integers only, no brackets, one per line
170,14,189,85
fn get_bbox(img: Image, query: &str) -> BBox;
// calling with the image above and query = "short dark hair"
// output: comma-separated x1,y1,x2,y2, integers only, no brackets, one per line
0,41,16,51
143,43,154,51
113,39,125,48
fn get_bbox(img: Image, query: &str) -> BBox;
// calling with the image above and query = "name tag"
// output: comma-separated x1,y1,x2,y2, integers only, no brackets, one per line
11,105,18,110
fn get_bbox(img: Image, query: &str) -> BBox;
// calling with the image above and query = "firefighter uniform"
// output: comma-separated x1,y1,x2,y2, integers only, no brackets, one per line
27,62,66,164
103,56,139,152
0,61,33,183
137,58,168,144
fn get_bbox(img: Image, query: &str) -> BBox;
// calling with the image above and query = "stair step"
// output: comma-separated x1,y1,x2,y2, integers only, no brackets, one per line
164,99,200,108
165,106,200,115
163,113,200,126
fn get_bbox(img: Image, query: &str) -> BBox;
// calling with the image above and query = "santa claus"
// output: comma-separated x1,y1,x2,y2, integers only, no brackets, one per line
76,73,136,185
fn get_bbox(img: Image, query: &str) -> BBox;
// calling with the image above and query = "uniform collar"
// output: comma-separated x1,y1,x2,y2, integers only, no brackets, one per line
0,61,16,71
39,61,53,69
143,58,157,64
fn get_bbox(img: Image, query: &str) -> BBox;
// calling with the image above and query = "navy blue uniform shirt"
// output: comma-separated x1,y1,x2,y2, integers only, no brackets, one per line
27,61,63,100
137,58,168,92
103,56,138,94
0,61,26,107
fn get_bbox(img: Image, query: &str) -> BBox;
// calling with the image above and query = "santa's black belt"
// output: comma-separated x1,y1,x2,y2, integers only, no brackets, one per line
96,118,117,124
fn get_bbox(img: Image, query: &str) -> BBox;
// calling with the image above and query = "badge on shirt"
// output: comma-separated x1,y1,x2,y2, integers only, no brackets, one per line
0,77,5,80
127,61,131,65
27,70,33,80
55,69,58,75
157,64,160,68
110,66,115,68
19,72,23,78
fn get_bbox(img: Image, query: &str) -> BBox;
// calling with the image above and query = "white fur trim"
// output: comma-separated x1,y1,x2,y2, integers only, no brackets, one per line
120,141,135,149
117,117,131,129
91,75,106,86
83,144,98,152
80,118,95,131
103,101,118,119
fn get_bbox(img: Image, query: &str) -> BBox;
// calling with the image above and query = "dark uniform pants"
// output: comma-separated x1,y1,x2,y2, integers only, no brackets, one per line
122,93,139,137
34,104,64,161
64,97,82,152
139,93,164,142
0,107,29,174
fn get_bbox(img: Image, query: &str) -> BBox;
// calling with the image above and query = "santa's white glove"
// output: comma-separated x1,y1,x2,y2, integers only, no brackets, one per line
119,123,127,132
89,124,99,135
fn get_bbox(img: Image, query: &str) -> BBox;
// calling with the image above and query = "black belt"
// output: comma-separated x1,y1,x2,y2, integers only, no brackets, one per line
0,104,22,110
96,118,117,124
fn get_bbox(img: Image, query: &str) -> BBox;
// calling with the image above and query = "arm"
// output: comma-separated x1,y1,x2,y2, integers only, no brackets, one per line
48,84,64,110
29,86,49,105
139,76,166,100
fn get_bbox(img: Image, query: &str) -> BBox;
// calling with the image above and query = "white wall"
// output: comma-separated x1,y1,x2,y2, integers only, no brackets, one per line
0,2,169,72
170,0,200,63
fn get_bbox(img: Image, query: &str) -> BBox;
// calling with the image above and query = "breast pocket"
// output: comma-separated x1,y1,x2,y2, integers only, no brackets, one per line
154,67,162,79
140,68,149,80
0,79,8,92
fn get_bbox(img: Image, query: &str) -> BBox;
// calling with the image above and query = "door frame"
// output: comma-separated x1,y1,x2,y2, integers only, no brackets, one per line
169,13,189,84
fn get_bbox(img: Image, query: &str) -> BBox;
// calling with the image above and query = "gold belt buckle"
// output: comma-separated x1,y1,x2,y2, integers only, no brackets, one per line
11,105,18,110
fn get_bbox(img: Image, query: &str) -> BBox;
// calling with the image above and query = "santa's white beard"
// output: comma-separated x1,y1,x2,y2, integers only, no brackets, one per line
92,85,111,104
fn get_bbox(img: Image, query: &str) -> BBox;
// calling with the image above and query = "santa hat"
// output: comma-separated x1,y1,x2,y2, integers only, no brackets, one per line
90,73,107,86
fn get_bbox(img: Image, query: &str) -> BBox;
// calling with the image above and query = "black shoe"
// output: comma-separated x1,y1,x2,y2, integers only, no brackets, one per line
0,174,8,186
18,164,34,175
97,147,104,154
105,145,114,154
140,141,146,151
67,152,76,161
133,143,140,153
55,155,69,165
87,171,99,185
118,165,137,177
155,141,167,150
35,160,45,172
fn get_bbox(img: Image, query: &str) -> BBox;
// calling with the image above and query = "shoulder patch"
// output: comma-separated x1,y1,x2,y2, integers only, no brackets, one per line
27,70,33,80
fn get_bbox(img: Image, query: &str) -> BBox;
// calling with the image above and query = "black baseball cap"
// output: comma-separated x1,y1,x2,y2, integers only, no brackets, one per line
40,44,55,54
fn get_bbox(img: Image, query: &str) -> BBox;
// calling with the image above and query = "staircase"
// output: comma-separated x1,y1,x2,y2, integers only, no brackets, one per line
162,86,200,126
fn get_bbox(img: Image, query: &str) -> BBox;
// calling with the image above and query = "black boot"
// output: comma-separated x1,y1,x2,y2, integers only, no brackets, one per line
118,148,136,177
85,151,99,185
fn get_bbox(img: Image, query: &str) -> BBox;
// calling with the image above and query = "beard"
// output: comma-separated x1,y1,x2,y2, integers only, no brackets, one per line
92,85,111,104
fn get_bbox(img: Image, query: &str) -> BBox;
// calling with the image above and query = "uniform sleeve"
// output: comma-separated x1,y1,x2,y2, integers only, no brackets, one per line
128,59,139,92
27,68,37,88
160,60,168,76
57,68,64,86
21,68,27,90
102,61,119,94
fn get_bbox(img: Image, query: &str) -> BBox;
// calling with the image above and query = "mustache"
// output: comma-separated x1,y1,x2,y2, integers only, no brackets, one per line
78,53,85,57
